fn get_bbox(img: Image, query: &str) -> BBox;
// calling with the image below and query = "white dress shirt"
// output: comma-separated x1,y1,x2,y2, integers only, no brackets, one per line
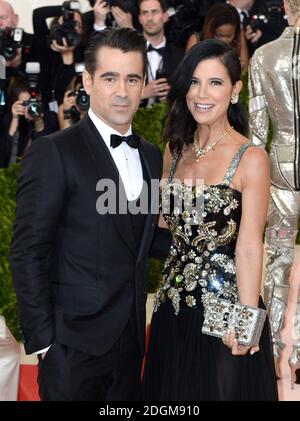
227,1,249,25
146,37,167,82
88,108,143,201
146,37,167,106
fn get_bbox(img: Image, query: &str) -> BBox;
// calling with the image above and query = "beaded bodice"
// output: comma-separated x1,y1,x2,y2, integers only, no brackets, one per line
154,144,252,315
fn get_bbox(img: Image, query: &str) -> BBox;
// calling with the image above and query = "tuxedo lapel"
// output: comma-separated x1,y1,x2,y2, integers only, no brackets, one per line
136,140,157,263
77,115,136,256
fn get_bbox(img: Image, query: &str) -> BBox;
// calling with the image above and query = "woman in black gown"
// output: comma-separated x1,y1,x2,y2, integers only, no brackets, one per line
143,39,278,401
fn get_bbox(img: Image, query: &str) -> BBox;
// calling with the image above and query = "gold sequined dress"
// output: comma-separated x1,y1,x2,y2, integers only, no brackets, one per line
142,144,278,401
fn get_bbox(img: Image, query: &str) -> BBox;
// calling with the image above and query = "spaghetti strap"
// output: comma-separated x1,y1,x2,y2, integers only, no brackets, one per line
167,150,180,183
222,144,253,186
167,144,253,186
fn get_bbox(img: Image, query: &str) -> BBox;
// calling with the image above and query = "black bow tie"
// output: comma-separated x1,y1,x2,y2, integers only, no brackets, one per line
110,133,140,149
147,44,165,55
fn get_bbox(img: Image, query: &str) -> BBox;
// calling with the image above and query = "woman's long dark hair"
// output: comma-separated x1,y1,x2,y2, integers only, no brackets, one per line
202,4,241,47
164,39,248,155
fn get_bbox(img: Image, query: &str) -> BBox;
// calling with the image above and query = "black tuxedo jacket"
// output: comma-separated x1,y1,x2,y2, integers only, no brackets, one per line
160,42,184,83
10,114,162,357
141,41,184,107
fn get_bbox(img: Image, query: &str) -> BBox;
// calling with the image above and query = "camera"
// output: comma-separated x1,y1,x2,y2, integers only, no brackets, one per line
250,14,268,33
0,27,23,61
64,63,89,123
250,1,286,33
89,0,132,12
23,62,43,119
73,63,89,112
73,86,89,111
51,1,81,48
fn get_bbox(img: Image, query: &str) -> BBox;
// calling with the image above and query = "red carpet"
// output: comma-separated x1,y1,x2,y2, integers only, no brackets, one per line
18,325,151,401
18,365,40,401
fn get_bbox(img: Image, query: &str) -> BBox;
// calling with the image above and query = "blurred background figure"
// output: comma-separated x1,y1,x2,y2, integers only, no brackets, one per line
249,0,300,389
58,63,89,129
0,0,40,117
186,3,249,71
228,0,287,56
0,317,20,401
32,2,87,107
0,73,58,166
138,0,183,106
83,0,137,36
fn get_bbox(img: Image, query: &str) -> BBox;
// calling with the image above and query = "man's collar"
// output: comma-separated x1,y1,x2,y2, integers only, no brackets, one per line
88,108,132,149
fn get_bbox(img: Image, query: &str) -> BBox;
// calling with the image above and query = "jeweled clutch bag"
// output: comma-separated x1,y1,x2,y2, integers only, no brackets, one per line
202,297,267,347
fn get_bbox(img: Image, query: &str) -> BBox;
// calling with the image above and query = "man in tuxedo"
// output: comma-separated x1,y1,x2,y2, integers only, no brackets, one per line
10,27,162,401
138,0,184,106
228,0,287,55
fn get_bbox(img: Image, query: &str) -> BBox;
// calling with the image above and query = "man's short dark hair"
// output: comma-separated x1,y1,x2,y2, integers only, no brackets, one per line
138,0,168,13
85,28,147,77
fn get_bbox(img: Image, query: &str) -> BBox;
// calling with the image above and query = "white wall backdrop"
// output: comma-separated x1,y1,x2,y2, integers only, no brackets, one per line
8,0,92,33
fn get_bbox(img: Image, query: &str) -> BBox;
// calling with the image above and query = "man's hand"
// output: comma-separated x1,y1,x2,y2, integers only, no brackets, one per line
50,38,75,54
51,38,75,65
40,351,47,360
111,6,133,28
63,90,76,111
245,25,262,44
222,329,260,356
93,0,110,27
142,78,170,101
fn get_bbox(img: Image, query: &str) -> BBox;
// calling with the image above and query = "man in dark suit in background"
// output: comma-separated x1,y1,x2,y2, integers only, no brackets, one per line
10,27,162,401
138,0,184,106
228,0,287,56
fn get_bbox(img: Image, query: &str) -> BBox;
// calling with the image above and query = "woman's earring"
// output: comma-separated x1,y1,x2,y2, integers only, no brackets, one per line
231,94,239,104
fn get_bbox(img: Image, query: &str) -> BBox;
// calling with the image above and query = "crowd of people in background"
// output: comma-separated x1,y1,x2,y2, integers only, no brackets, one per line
0,0,287,168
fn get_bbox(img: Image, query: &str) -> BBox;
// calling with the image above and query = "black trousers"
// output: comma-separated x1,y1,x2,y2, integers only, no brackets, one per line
37,319,143,401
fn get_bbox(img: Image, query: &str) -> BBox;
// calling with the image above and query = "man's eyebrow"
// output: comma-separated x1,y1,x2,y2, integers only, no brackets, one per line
100,72,119,78
100,72,142,80
127,74,142,80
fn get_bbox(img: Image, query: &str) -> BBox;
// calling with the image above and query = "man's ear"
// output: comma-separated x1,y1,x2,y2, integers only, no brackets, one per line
13,13,19,27
82,70,93,96
163,11,168,25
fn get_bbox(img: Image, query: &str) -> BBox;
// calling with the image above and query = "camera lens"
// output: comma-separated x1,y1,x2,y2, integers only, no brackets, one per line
76,89,90,112
3,44,17,61
65,31,81,47
27,101,42,119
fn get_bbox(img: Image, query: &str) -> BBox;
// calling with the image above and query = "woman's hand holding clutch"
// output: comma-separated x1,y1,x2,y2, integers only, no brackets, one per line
222,329,260,356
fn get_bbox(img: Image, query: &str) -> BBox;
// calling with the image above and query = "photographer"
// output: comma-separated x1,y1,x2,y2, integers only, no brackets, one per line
228,0,287,55
0,79,58,166
32,3,87,107
83,0,137,37
0,1,40,115
58,69,89,129
138,0,184,106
